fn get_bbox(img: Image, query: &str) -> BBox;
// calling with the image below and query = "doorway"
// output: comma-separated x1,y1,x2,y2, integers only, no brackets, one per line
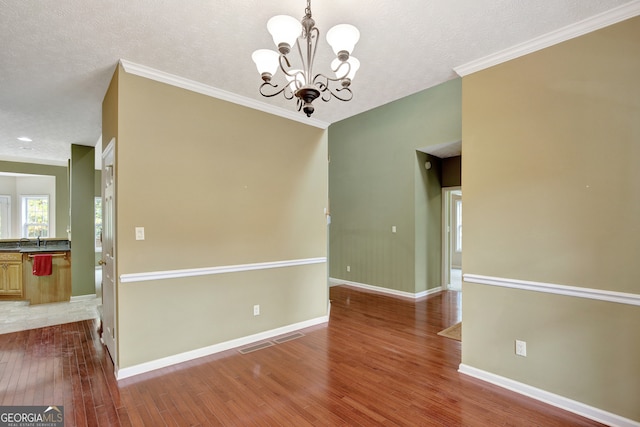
442,187,462,291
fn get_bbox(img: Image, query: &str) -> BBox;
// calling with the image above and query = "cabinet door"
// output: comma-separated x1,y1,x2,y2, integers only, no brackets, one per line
6,263,23,293
0,266,6,293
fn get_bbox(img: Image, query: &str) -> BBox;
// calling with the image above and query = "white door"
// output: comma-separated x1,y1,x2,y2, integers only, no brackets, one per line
101,139,117,368
442,187,462,291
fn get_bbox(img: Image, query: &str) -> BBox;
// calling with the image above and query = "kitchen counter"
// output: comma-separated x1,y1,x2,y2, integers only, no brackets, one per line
0,239,71,304
0,239,70,253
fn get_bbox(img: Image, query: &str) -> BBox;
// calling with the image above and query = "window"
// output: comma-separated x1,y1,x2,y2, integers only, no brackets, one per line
95,197,102,248
21,195,49,238
0,195,10,239
455,199,462,252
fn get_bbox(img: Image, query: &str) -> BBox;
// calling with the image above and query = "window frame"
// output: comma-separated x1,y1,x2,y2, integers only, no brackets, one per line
21,194,50,238
0,195,11,239
455,198,462,252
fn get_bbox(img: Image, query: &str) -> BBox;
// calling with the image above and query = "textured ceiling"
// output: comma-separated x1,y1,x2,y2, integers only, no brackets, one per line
0,0,636,166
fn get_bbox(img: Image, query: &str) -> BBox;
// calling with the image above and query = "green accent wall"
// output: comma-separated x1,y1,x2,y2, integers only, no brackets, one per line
462,16,640,421
70,145,96,297
0,160,69,238
328,79,461,293
94,170,102,197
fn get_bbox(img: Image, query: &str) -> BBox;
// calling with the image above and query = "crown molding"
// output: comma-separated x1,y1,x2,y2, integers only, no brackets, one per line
454,0,640,77
118,59,329,129
0,155,68,168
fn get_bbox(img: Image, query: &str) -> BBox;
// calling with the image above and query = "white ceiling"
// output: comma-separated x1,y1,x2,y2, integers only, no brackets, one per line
0,0,637,166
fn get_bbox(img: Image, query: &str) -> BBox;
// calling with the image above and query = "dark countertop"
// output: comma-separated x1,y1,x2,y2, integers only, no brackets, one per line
0,239,70,253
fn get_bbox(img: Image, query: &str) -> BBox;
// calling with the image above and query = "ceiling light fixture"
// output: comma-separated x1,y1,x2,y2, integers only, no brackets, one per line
251,0,360,117
17,136,33,142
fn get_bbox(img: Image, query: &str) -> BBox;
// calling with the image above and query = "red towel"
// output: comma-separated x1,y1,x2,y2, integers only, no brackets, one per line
33,254,53,276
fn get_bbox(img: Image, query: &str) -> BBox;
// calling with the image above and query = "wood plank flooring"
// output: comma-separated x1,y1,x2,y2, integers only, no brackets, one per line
0,286,604,426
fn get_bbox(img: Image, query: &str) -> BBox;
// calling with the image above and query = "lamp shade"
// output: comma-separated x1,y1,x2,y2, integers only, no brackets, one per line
267,15,302,50
326,24,360,55
251,49,280,76
332,57,360,80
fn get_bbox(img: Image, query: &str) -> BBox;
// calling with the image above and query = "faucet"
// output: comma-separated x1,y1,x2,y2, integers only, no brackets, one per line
37,235,41,247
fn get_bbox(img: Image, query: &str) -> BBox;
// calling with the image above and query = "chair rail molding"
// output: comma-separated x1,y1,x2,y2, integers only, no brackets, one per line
463,273,640,306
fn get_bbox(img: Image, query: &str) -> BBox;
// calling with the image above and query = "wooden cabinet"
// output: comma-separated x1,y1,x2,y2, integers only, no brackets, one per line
0,253,24,299
23,252,71,304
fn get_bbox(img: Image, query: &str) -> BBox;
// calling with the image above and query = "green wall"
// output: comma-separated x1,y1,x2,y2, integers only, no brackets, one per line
328,79,461,293
0,160,69,238
70,145,96,297
462,16,640,421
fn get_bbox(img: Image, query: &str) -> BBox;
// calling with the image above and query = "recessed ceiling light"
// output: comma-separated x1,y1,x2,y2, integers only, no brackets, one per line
17,136,32,142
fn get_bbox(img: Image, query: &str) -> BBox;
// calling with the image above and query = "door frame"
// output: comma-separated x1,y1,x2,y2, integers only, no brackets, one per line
441,186,461,290
101,138,117,370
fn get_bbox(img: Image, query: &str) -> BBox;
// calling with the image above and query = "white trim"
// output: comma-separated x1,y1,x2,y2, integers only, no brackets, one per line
120,257,327,283
463,273,640,307
441,186,462,290
119,59,329,130
458,364,640,427
70,294,97,302
454,1,640,77
116,315,329,380
329,277,442,299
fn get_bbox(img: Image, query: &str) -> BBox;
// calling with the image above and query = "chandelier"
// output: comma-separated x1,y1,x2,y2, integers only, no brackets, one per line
251,0,360,117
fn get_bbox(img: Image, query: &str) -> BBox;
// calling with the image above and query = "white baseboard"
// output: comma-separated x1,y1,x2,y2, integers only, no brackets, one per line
329,277,441,299
458,364,640,427
116,315,329,381
70,294,97,302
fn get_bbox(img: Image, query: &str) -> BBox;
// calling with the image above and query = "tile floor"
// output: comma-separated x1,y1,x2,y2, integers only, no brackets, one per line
0,269,101,335
450,267,462,291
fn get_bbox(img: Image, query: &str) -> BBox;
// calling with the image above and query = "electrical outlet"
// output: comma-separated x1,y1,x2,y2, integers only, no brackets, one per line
392,225,397,233
515,340,527,357
253,305,260,316
347,265,350,272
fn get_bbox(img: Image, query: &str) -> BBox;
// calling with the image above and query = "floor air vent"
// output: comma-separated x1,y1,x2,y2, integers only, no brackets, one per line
272,332,305,344
238,341,274,354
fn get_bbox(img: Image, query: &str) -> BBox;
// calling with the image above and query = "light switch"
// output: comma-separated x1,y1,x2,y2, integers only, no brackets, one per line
135,227,145,240
392,226,397,233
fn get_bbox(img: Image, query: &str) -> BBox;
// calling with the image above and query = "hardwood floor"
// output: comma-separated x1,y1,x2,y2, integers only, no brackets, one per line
0,286,604,426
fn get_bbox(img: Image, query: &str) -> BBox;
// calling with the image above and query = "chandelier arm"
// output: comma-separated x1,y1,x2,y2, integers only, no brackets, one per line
278,55,294,77
278,55,306,92
313,80,353,102
305,27,320,85
331,86,353,102
331,60,352,81
294,31,311,87
313,71,349,85
259,81,295,100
